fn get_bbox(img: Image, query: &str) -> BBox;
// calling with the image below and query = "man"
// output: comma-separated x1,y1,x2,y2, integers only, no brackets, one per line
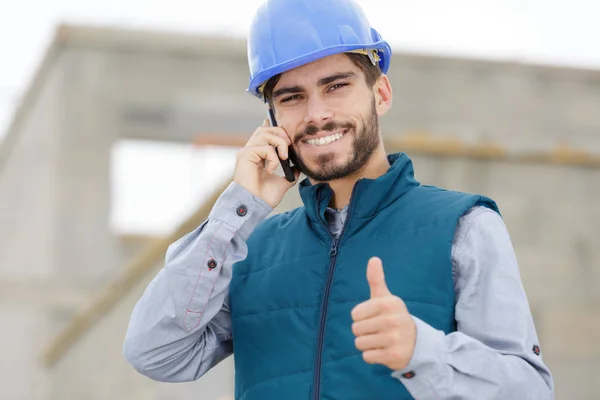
123,0,554,398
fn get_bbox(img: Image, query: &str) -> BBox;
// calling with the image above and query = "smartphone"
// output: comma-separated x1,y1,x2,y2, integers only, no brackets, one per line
268,107,296,182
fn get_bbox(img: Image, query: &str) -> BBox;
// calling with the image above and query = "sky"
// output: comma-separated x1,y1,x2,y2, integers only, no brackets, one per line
1,0,599,234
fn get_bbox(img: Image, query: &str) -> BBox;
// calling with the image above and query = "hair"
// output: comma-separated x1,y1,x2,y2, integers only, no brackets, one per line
262,52,382,103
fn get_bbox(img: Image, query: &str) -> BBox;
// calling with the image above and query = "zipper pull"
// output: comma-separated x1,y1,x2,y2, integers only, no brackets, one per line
329,238,338,256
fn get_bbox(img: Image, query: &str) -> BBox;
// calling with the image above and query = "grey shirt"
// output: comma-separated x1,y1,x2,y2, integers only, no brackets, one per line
123,182,554,399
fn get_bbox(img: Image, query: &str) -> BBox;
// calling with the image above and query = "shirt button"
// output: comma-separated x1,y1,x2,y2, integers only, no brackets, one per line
401,371,416,379
207,259,217,269
236,205,248,217
533,345,541,356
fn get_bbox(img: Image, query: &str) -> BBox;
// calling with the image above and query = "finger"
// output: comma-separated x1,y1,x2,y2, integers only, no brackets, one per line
248,131,291,158
361,349,389,365
271,128,293,146
351,298,387,321
252,125,293,146
355,332,393,352
275,145,289,161
243,145,280,173
352,314,399,336
249,129,291,146
263,118,269,127
367,257,391,298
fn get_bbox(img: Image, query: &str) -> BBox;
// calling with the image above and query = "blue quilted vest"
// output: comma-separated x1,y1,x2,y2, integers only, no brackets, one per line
230,153,498,400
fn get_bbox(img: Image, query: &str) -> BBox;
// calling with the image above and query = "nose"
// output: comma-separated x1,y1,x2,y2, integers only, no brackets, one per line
303,94,334,127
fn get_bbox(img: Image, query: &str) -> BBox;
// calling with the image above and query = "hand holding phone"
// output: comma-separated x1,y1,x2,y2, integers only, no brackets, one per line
232,110,299,208
268,107,296,183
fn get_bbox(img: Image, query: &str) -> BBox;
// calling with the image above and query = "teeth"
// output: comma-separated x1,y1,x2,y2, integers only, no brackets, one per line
307,132,344,146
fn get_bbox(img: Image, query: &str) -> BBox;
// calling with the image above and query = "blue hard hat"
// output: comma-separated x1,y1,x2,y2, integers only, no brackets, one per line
247,0,392,99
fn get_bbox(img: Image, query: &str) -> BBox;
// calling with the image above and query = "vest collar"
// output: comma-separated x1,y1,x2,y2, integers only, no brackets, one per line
298,152,420,225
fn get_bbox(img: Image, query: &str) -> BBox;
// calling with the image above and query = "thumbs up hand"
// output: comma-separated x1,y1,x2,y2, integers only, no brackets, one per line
351,257,417,371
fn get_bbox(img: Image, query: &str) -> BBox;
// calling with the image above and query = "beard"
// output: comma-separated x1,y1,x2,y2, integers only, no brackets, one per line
289,98,380,182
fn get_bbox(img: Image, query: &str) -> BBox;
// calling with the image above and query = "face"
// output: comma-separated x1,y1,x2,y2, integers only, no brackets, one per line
270,54,391,182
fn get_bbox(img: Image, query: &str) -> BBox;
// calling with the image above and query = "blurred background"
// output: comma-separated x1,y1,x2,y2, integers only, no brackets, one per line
1,1,599,399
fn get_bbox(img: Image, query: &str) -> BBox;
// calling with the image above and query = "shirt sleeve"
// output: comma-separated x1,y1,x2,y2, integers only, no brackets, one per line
123,182,273,382
391,206,555,399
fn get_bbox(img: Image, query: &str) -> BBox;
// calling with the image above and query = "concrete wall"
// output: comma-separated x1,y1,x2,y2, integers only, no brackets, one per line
0,25,599,399
0,43,69,400
385,56,600,152
52,260,234,400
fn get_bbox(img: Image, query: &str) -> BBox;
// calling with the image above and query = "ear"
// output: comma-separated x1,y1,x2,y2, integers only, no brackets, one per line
373,74,392,117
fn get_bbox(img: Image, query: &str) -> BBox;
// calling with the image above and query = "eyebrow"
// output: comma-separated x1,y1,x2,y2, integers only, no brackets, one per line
317,72,356,86
272,72,357,100
272,85,303,100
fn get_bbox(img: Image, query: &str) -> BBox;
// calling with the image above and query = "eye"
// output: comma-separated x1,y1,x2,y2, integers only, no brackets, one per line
281,94,302,103
328,83,348,92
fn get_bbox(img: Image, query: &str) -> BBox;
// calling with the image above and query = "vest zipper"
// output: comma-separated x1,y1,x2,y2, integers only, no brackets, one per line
312,180,360,400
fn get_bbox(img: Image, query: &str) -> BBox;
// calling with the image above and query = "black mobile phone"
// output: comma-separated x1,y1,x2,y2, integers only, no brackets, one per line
268,107,296,182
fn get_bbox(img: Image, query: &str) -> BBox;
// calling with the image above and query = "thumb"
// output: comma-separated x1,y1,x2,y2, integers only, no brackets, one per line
366,257,391,298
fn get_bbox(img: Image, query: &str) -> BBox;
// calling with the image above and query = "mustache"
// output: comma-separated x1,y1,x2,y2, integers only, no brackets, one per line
295,121,355,144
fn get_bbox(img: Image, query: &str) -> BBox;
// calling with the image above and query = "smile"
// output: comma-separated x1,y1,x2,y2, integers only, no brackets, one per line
305,129,348,146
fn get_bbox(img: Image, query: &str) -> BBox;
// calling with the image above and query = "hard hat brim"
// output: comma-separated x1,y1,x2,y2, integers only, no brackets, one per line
248,41,392,100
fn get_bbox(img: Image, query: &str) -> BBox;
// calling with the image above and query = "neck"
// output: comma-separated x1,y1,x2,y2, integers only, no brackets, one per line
312,145,390,210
